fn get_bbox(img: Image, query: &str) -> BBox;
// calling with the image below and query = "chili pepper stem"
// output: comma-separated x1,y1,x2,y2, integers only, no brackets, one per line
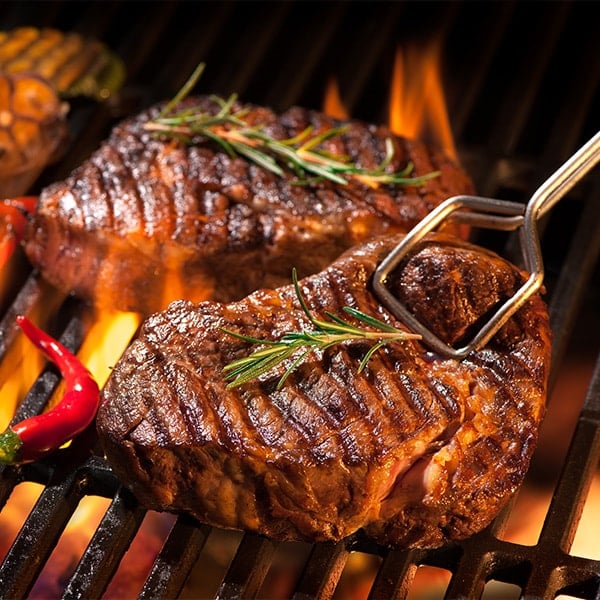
0,428,22,464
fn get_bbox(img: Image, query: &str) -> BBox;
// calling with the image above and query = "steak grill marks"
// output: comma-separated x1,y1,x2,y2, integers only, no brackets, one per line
0,0,599,598
96,234,551,551
24,95,473,315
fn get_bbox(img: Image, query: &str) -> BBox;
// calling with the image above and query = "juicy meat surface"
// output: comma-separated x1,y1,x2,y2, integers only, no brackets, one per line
97,233,552,549
24,95,473,315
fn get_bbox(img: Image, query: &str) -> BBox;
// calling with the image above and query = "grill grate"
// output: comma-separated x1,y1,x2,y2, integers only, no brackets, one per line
0,1,599,598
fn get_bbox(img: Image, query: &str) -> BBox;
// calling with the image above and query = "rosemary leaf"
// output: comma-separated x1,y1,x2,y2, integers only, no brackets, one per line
222,269,421,389
160,62,206,117
215,92,239,118
230,140,285,176
358,340,389,372
201,129,238,159
297,126,348,152
283,126,317,147
276,348,315,390
340,306,401,332
144,63,441,189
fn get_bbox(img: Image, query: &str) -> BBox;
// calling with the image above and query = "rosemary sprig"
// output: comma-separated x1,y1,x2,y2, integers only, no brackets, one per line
222,269,421,390
144,62,440,188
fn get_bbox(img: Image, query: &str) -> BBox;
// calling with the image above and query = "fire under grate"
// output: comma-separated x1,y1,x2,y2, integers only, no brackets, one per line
0,1,599,598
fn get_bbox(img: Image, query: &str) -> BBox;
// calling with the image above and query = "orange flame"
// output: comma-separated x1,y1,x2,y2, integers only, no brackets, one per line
389,41,457,159
77,308,141,388
323,42,457,160
323,76,349,120
0,287,66,429
0,331,45,429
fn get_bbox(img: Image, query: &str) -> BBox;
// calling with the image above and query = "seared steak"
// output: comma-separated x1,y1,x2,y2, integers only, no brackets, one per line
97,233,552,549
23,95,473,315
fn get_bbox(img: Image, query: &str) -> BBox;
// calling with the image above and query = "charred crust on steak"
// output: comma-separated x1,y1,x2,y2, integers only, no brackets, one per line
24,96,474,315
97,232,552,549
384,235,530,347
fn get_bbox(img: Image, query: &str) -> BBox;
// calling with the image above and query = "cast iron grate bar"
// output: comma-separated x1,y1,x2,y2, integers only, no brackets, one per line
0,315,86,598
291,540,349,600
216,533,278,599
0,471,86,598
0,275,49,356
522,353,600,598
62,485,147,599
138,516,212,600
367,548,420,600
486,2,572,157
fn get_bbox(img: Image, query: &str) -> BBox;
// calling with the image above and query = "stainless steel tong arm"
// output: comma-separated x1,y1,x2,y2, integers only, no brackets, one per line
373,130,600,359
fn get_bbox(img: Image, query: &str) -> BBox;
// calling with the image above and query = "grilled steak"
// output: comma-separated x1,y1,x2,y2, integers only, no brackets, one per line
23,95,473,315
97,232,552,549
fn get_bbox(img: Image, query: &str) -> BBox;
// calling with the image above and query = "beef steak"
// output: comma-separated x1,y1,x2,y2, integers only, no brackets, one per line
23,96,473,315
97,232,552,549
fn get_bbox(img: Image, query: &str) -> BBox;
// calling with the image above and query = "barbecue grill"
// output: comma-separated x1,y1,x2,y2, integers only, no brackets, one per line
0,1,599,598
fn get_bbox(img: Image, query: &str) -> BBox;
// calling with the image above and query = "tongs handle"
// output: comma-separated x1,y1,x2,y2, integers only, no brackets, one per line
446,129,600,231
528,129,600,222
373,131,600,359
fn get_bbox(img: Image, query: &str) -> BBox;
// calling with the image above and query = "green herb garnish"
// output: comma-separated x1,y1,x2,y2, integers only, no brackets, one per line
144,62,440,188
222,269,421,390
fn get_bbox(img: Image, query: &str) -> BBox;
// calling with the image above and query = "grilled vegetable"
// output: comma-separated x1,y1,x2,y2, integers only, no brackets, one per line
0,27,125,101
0,72,68,196
0,27,125,216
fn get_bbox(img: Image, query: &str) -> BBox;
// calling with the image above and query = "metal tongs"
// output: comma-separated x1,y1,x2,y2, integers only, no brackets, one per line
373,131,600,359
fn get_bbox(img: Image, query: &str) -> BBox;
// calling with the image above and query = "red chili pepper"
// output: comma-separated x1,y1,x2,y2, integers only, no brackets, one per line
0,315,100,465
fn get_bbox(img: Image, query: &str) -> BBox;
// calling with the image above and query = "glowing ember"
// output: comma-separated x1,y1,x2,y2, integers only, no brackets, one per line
28,495,111,599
